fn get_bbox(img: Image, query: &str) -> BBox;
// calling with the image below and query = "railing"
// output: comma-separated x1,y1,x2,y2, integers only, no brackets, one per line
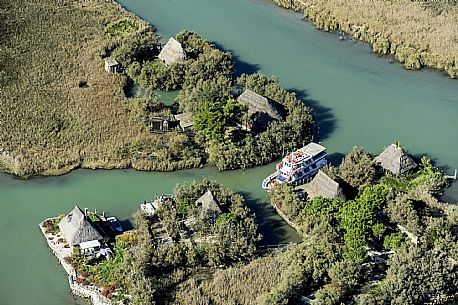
257,243,297,253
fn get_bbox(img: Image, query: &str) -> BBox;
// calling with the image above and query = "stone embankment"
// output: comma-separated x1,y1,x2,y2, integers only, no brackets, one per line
39,218,112,305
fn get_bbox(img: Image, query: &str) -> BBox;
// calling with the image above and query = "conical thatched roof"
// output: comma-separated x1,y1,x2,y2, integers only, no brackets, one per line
299,170,346,200
58,205,103,246
374,143,417,175
237,89,282,120
196,190,222,219
158,37,186,65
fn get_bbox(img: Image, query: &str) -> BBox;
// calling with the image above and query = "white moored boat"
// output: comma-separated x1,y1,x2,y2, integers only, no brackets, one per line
262,142,327,190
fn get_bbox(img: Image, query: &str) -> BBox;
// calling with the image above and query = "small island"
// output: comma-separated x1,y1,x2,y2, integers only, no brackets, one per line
40,144,458,305
40,180,260,305
0,0,314,178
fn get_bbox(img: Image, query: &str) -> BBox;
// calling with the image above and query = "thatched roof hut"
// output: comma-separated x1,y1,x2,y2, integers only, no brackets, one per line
174,113,193,131
58,205,103,246
196,190,222,220
237,89,282,120
236,89,283,131
298,170,346,200
374,143,417,175
158,37,186,65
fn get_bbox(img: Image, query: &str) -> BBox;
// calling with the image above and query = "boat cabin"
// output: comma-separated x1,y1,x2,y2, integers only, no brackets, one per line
262,142,327,190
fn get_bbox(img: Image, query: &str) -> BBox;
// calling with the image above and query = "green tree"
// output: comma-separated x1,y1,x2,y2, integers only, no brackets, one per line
383,232,406,250
380,245,458,304
339,146,376,191
111,27,159,67
194,101,228,142
371,223,385,242
328,259,362,292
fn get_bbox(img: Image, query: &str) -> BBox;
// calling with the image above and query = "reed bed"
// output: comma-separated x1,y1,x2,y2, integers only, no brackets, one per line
0,0,200,177
273,0,458,77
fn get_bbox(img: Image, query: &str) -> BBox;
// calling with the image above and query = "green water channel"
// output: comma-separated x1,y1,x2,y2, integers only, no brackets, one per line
1,0,457,304
0,165,294,305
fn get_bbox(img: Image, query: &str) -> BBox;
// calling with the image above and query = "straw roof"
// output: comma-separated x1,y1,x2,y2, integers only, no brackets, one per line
174,113,193,130
374,143,417,175
58,205,103,246
237,89,282,120
158,37,186,65
298,170,346,200
196,190,222,219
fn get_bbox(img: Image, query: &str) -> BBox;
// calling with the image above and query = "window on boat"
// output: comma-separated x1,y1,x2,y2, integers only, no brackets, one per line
314,151,326,160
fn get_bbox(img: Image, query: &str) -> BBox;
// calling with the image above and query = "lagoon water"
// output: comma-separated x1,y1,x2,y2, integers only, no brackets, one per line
1,0,457,304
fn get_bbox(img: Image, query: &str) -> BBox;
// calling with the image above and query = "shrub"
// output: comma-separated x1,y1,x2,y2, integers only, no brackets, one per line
383,232,406,250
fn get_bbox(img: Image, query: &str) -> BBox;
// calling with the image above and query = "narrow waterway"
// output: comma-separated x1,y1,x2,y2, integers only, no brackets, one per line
0,165,297,305
116,0,457,197
1,0,457,304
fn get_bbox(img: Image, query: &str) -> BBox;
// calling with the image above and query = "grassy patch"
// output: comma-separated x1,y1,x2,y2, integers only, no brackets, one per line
105,20,138,38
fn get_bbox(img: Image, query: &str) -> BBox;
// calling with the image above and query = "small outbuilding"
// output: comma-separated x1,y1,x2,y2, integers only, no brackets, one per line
104,59,120,73
174,113,194,131
298,170,346,200
149,117,170,133
196,190,222,220
158,37,186,65
374,143,417,175
237,89,282,131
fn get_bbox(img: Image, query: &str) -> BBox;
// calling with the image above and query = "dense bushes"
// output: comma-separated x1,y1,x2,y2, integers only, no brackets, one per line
122,30,233,91
117,27,315,171
198,73,314,170
357,245,458,304
268,145,457,304
338,146,375,191
122,181,260,304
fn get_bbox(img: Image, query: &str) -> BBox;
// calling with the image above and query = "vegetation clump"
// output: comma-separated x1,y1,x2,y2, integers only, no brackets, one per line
113,29,315,171
94,181,261,305
272,0,458,77
264,145,458,304
122,144,457,305
0,0,314,177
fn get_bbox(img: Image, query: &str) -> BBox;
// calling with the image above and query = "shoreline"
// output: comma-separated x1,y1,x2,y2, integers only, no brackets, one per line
0,157,200,180
38,218,113,305
270,201,302,233
271,0,458,78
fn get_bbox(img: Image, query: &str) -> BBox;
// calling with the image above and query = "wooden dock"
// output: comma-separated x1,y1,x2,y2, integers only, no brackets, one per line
445,169,457,180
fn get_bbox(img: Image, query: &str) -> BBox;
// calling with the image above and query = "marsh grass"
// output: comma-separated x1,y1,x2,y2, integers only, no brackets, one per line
273,0,458,77
0,0,200,177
